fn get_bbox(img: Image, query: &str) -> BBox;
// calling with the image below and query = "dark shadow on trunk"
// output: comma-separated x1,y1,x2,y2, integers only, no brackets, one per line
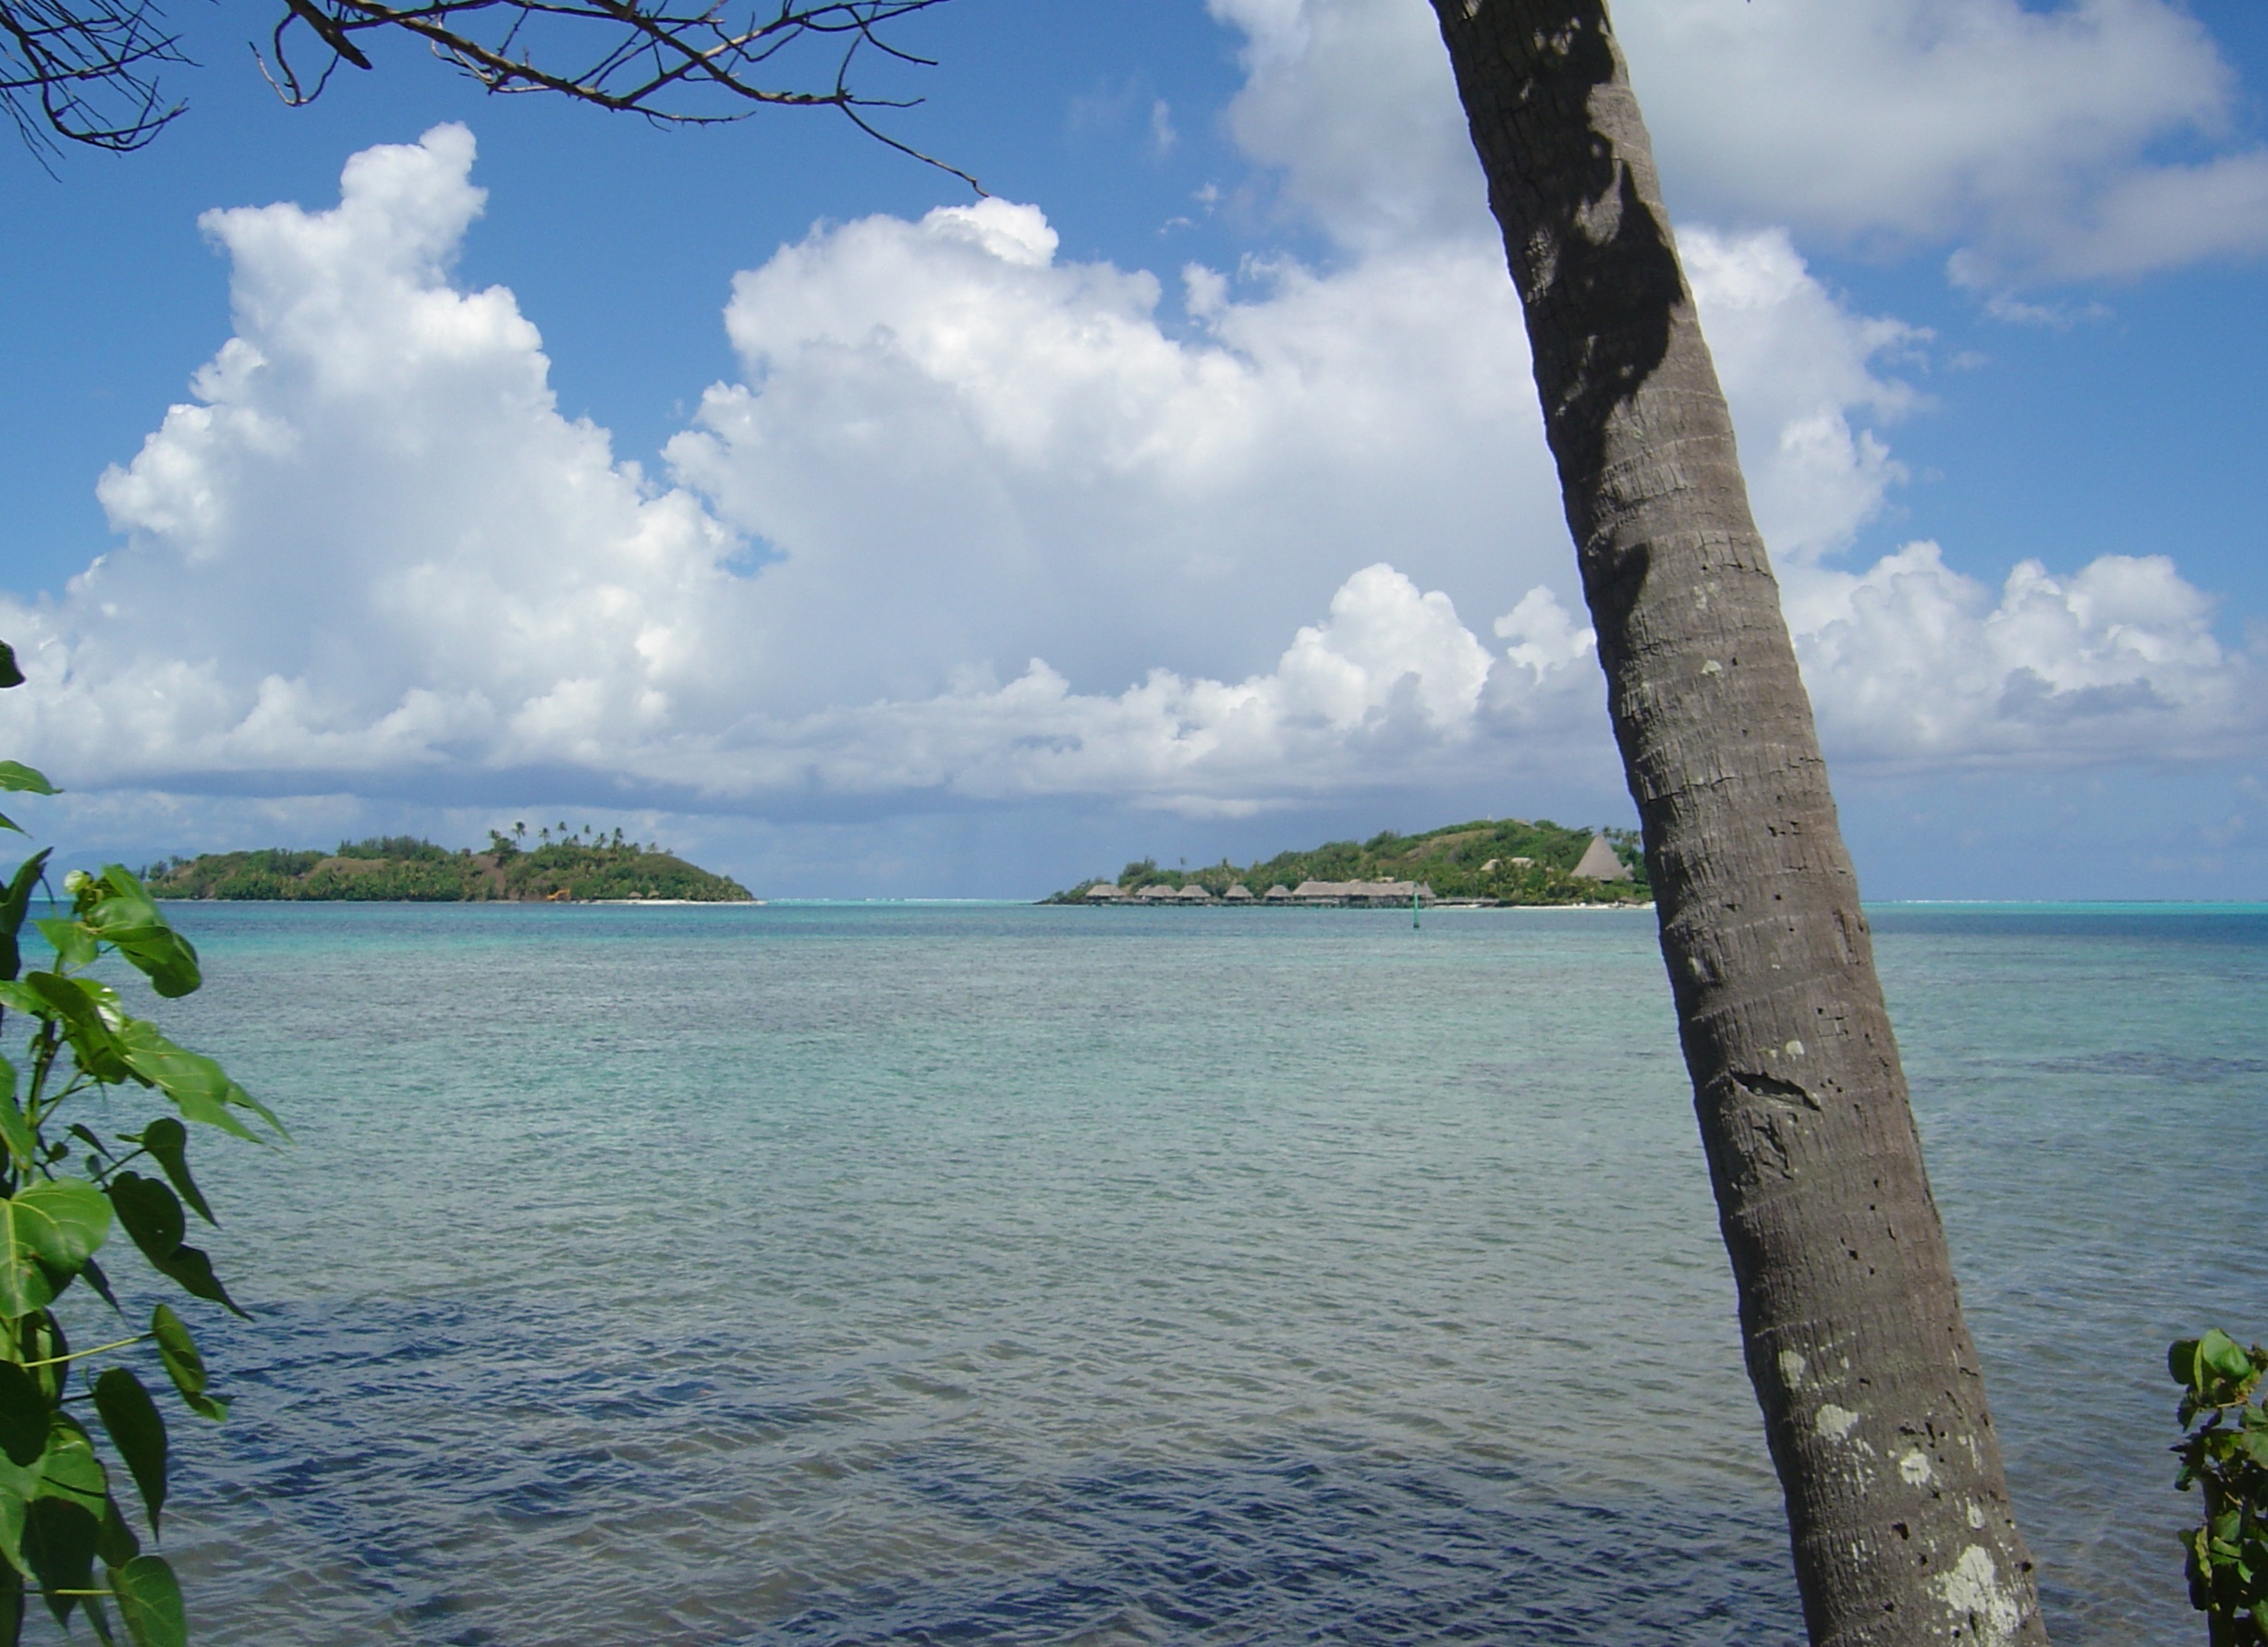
1431,4,2050,1643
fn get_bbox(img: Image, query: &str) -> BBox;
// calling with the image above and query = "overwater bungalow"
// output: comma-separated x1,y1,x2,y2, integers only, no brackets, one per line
1289,879,1436,909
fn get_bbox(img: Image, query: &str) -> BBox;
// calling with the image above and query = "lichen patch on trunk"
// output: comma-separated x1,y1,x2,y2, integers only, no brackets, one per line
1937,1544,2024,1646
1813,1403,1861,1440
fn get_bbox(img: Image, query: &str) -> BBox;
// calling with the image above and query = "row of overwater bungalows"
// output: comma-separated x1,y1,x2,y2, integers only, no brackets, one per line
1085,879,1435,908
1079,836,1632,908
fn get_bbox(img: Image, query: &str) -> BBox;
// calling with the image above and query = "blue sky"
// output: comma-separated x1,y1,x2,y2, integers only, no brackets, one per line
4,0,2267,898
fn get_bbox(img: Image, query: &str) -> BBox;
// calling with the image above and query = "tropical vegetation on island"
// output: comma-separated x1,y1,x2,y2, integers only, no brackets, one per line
140,825,752,903
1048,817,1646,906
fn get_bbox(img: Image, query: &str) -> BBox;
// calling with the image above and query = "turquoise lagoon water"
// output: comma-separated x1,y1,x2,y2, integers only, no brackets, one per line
75,902,2267,1644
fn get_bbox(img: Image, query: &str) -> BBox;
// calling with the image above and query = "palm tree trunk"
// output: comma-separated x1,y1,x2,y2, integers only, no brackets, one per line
1428,4,2047,1642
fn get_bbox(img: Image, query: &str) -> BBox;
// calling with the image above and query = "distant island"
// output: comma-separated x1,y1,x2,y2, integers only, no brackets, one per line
1046,817,1647,908
143,826,755,903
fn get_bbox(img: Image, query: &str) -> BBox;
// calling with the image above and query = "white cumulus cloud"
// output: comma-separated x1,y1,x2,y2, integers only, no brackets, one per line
1493,543,2262,767
1786,545,2260,764
1208,0,1486,254
719,563,1510,818
665,191,1565,710
1618,0,2268,285
6,126,753,787
1207,0,2268,287
1680,225,1922,559
4,58,2261,834
0,129,1572,814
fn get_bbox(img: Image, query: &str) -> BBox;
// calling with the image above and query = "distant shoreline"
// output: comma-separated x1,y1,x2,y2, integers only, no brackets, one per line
1051,899,1657,912
140,897,2268,913
140,833,754,903
152,895,765,907
1051,817,1648,908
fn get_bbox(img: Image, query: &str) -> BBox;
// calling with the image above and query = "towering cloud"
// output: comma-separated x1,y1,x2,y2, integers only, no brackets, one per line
3,0,2262,850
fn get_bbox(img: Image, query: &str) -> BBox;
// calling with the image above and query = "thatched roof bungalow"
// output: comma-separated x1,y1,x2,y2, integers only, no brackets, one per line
1571,836,1633,882
1290,879,1436,909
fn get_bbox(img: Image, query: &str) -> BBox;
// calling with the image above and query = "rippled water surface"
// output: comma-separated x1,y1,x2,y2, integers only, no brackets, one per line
87,902,2267,1644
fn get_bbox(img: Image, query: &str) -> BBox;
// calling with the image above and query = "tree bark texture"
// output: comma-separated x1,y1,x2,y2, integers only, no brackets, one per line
1429,5,2046,1643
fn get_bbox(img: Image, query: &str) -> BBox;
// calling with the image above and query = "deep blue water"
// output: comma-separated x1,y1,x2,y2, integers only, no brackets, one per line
58,902,2266,1644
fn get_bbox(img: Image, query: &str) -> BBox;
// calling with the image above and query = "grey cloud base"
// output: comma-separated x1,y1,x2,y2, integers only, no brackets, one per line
2,0,2262,875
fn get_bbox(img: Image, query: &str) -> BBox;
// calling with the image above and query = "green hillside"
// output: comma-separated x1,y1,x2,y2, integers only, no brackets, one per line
1048,818,1647,905
144,828,753,902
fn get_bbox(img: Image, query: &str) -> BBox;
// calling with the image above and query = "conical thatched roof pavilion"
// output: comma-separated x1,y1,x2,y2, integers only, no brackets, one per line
1571,835,1632,882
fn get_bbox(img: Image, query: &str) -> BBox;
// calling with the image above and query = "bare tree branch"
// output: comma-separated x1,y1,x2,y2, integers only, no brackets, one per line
8,0,979,191
2,0,186,158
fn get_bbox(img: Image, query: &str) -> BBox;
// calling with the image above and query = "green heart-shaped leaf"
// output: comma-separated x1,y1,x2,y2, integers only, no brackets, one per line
149,1308,224,1422
0,1057,33,1173
128,1120,213,1226
0,1362,50,1468
112,1023,275,1142
112,1554,185,1647
92,1370,166,1535
0,849,51,982
0,1180,113,1314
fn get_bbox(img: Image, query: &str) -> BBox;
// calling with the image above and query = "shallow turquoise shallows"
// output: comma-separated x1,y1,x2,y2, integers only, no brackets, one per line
81,902,2266,1644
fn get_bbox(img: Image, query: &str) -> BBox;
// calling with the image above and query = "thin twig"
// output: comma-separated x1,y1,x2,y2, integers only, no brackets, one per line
18,1330,152,1368
10,0,979,189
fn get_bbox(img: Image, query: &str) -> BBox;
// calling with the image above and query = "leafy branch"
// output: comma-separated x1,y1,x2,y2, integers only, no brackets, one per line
0,640,284,1645
2173,1328,2268,1646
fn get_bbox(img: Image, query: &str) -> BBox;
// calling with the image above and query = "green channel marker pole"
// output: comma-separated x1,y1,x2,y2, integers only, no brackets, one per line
1413,885,1421,930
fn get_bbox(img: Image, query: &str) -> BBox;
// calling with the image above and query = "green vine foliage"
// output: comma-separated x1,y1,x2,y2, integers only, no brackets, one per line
2173,1328,2268,1645
0,640,284,1645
